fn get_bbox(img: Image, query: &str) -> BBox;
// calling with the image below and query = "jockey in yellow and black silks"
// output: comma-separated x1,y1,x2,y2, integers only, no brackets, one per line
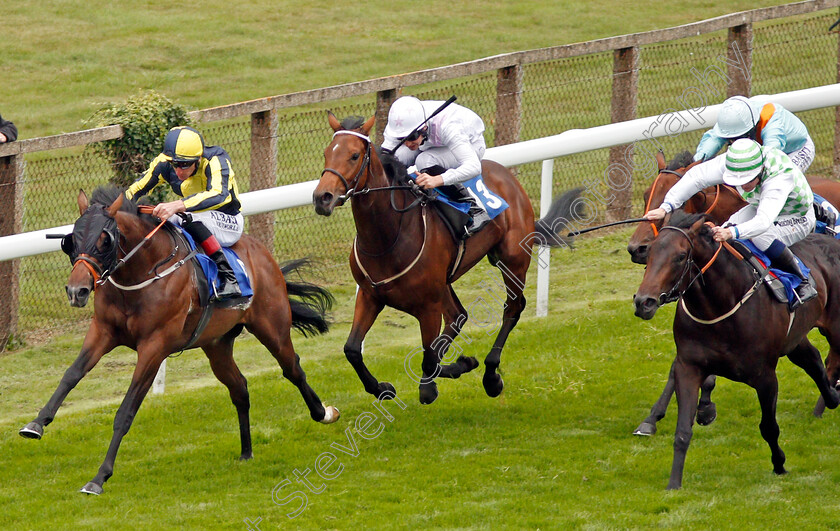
125,126,244,300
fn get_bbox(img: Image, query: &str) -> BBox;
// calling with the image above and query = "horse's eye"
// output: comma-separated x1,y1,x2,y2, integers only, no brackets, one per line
101,232,112,249
675,251,687,263
350,153,360,161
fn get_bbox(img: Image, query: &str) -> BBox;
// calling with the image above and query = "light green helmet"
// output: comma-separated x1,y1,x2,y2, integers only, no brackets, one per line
722,138,764,186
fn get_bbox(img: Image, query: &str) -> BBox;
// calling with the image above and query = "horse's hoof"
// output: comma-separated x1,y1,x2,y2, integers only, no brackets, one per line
376,382,396,400
320,405,340,424
19,422,44,440
483,373,504,398
633,422,657,436
80,482,103,495
459,356,480,373
239,453,254,461
696,403,717,426
419,382,438,405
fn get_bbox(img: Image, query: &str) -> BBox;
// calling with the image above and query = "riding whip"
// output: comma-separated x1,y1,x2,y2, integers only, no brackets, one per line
566,218,648,237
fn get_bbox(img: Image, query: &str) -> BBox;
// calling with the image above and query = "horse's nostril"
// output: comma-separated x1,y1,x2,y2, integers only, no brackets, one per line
320,193,333,205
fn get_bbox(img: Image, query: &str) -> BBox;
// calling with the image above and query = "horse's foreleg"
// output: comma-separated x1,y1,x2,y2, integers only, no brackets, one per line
753,374,786,476
345,289,392,399
436,286,479,379
417,309,445,405
81,346,167,495
20,322,117,440
203,339,254,460
248,310,339,425
482,258,528,398
668,359,703,490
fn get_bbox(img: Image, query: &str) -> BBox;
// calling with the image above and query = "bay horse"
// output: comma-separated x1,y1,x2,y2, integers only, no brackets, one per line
627,151,840,436
633,211,840,489
19,186,339,495
313,114,581,404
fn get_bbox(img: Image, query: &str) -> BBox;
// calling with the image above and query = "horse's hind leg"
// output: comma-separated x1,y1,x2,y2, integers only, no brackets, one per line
247,310,338,424
435,286,480,379
634,360,677,436
696,375,717,425
788,337,840,415
481,254,529,398
20,322,117,439
81,345,168,495
202,332,253,460
635,360,717,436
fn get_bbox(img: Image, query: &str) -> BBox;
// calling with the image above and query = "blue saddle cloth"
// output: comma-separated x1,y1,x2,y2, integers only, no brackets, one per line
409,173,509,220
178,228,254,298
738,239,808,303
813,193,840,238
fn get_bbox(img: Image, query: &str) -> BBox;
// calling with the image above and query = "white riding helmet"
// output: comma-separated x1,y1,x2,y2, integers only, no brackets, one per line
384,96,427,139
712,96,759,138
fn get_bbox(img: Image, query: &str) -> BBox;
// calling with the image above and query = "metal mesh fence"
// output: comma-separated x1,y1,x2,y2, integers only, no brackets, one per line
8,9,840,346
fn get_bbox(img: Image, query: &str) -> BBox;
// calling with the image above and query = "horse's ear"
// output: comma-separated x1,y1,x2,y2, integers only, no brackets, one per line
689,217,709,236
362,116,375,136
328,111,341,132
107,193,124,218
655,151,666,171
77,189,89,215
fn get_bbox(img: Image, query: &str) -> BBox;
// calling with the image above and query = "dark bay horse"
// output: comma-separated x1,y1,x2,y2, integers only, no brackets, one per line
313,114,581,404
627,151,840,435
19,186,339,495
633,211,840,489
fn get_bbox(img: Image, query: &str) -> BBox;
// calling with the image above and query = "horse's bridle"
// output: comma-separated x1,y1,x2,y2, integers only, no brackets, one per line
321,130,426,211
658,225,763,324
321,130,373,203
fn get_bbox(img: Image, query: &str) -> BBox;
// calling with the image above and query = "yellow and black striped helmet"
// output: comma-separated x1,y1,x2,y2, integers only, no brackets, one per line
163,126,205,163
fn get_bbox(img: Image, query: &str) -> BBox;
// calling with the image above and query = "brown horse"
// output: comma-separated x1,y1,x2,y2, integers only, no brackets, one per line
313,114,581,404
633,211,840,489
19,186,339,495
627,151,840,435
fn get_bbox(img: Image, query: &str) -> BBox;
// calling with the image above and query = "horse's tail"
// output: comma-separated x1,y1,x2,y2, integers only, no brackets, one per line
280,259,335,337
534,187,584,248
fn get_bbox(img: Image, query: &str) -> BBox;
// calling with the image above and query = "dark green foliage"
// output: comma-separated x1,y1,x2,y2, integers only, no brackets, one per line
85,90,192,202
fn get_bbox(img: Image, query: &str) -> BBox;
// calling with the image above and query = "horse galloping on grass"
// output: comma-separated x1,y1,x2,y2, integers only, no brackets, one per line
19,186,339,495
313,114,582,404
628,150,840,435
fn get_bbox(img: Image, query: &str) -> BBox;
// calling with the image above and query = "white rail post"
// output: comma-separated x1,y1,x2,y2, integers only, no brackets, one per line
152,359,166,395
536,159,553,317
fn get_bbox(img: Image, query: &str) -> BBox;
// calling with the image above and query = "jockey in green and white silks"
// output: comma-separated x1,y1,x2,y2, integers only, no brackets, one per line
645,138,817,304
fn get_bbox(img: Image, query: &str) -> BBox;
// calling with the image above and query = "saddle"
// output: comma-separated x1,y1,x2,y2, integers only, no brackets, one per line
728,239,809,311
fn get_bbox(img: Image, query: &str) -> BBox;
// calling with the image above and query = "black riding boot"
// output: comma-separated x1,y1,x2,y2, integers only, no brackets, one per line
770,247,817,306
182,219,241,301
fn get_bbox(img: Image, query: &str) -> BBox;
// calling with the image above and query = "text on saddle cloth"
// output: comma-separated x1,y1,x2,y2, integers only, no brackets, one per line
408,172,509,219
178,228,254,298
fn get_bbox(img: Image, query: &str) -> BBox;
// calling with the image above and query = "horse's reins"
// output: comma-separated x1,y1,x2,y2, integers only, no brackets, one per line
660,225,766,325
98,206,196,291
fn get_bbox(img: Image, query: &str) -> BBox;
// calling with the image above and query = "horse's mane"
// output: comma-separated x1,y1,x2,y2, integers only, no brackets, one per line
665,210,707,229
377,148,409,185
90,184,154,221
339,116,366,131
667,151,694,171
